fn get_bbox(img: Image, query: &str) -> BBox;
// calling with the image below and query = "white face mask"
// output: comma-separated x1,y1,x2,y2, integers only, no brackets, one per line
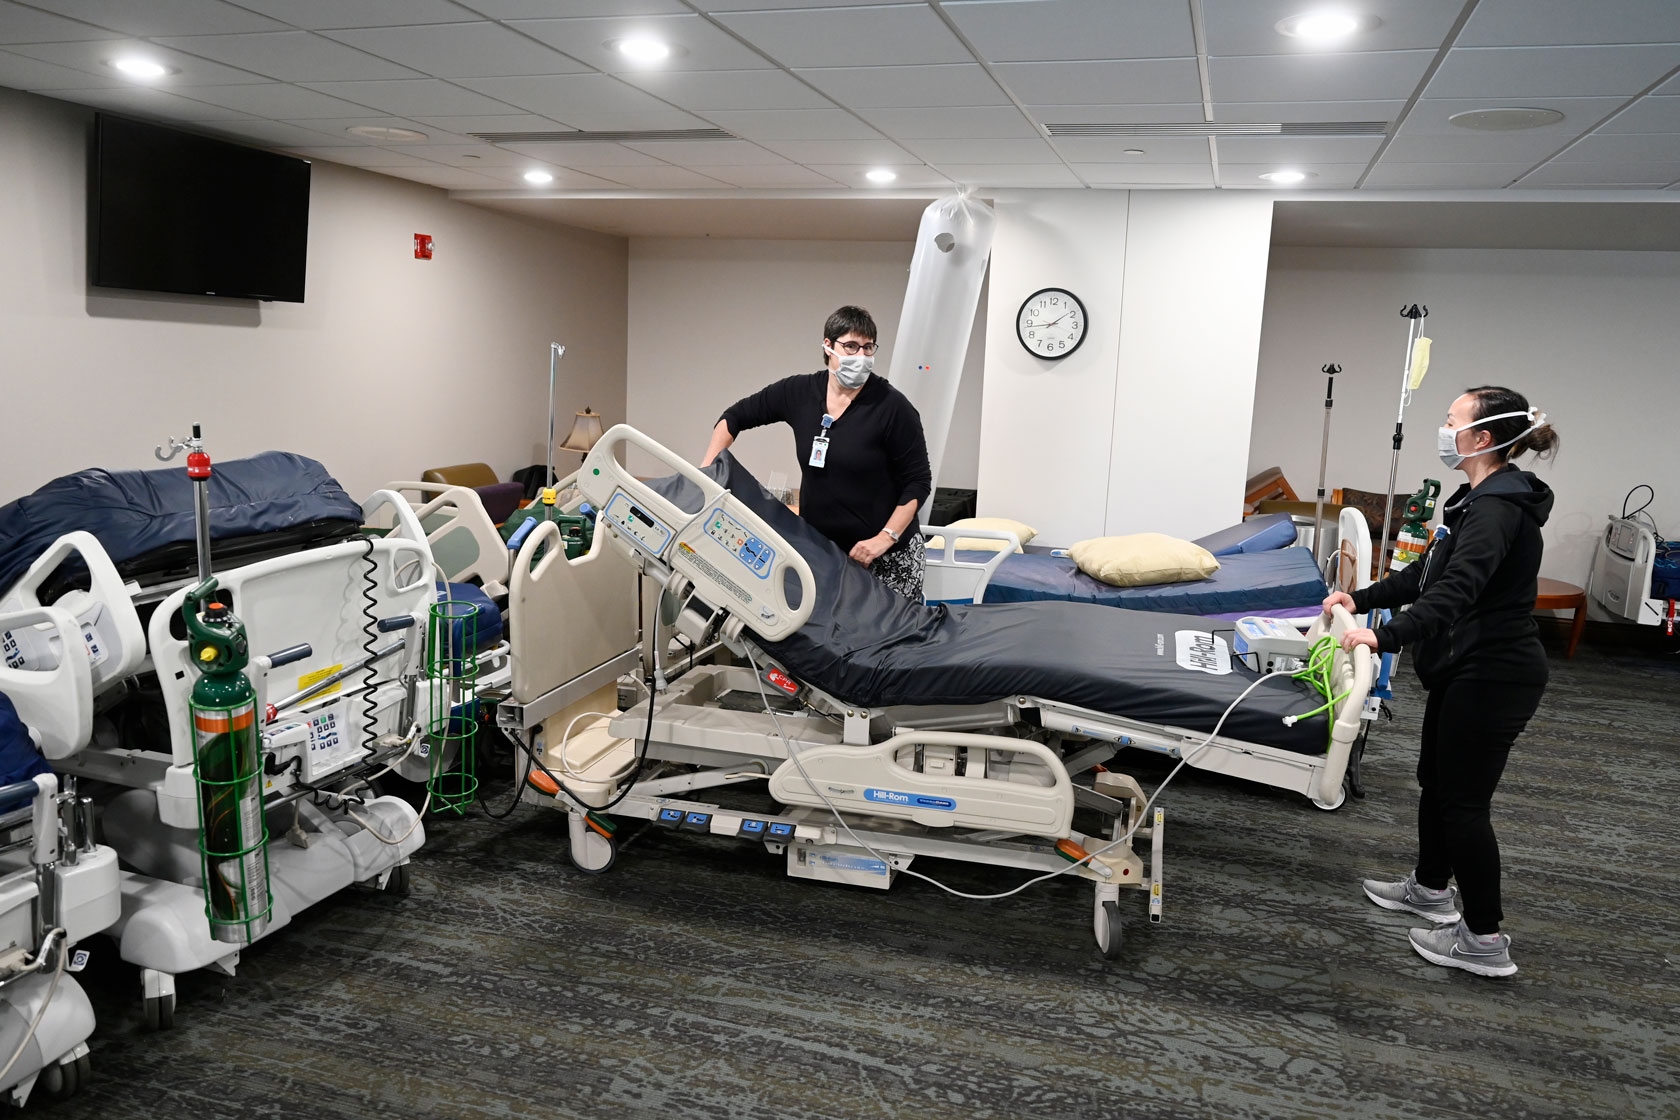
824,344,873,389
1437,408,1545,469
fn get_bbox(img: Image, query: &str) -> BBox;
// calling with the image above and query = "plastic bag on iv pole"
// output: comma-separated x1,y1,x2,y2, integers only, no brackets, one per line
886,193,996,504
1408,336,1431,390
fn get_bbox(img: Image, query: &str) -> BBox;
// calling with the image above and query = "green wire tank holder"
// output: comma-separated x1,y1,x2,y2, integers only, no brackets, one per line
426,599,481,815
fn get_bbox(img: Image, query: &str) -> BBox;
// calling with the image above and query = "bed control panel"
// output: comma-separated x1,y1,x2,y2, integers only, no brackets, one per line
1233,615,1314,672
704,507,775,579
602,492,674,558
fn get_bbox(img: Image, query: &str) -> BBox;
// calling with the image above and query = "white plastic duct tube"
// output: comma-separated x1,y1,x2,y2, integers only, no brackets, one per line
886,193,996,501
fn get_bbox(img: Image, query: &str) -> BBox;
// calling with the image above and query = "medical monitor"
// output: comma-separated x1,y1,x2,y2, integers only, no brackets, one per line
91,113,311,303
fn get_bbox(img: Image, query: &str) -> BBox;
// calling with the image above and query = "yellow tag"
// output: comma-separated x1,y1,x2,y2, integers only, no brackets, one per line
678,542,695,558
297,664,343,698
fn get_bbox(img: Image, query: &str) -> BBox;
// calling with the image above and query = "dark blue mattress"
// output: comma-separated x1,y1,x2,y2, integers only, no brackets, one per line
965,546,1327,614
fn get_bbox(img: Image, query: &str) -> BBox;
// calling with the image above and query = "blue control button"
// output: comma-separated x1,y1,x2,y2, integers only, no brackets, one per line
656,808,684,828
737,819,767,838
767,822,795,839
681,811,712,832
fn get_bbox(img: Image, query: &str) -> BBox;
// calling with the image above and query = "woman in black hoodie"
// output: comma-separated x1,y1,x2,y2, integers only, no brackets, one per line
1323,386,1558,978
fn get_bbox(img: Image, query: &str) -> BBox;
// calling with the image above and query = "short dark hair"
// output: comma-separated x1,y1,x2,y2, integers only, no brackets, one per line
1465,385,1560,461
822,305,876,362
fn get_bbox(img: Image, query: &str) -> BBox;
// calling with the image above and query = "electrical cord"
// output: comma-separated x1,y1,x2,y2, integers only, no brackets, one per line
0,928,67,1088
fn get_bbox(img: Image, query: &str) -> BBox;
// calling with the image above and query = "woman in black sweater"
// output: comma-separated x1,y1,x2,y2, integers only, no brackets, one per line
1324,386,1559,978
702,306,933,602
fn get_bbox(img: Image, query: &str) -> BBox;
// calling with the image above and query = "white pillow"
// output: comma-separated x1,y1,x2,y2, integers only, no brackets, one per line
1069,533,1220,587
926,516,1037,554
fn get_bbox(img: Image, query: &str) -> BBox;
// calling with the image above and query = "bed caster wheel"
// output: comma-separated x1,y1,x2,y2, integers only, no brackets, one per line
1311,783,1348,812
39,1052,87,1100
1094,899,1125,959
382,862,412,897
568,816,616,875
143,991,175,1032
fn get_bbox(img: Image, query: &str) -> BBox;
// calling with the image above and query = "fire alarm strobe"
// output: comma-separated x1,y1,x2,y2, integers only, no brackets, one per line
414,233,433,260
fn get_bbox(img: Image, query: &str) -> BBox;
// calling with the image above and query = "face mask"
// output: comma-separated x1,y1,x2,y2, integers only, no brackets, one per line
1437,408,1546,469
825,345,873,389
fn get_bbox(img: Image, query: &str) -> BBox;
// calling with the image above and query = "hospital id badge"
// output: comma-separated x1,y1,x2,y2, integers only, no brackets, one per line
808,435,829,468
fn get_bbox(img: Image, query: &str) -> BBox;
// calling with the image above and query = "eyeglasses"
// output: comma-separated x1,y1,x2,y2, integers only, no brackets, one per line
832,340,878,355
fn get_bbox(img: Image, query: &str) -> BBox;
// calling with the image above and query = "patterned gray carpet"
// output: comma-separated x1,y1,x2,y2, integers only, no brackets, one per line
44,639,1680,1120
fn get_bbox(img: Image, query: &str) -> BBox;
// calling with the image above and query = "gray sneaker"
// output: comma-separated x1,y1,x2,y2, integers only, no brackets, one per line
1362,872,1461,924
1409,921,1518,977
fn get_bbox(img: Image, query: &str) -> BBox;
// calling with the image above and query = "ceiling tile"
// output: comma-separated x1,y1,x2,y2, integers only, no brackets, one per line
284,144,437,167
795,64,1008,108
584,164,735,188
1361,161,1532,188
993,58,1202,105
1218,162,1366,188
1395,95,1624,135
696,0,923,8
943,0,1193,62
1550,133,1680,163
397,142,534,166
1215,136,1383,162
495,141,670,166
473,164,626,188
8,38,272,85
455,0,688,16
618,68,834,111
1071,162,1213,185
1201,0,1466,56
1210,50,1435,103
1517,161,1680,187
509,14,774,73
1457,0,1680,48
1599,96,1680,134
38,84,257,120
1052,136,1210,162
200,119,357,147
1211,100,1406,123
933,163,1081,186
0,1,125,43
1026,103,1205,125
901,137,1057,164
0,48,122,90
1379,131,1575,164
377,164,507,189
802,164,955,188
758,138,917,164
301,79,520,116
1424,45,1680,100
406,112,576,133
712,6,972,69
226,1,486,29
179,82,386,119
37,0,286,36
697,108,883,141
855,106,1039,138
678,164,842,187
623,139,788,164
452,73,670,117
1659,73,1680,95
285,115,477,144
548,109,714,131
322,22,591,78
151,31,424,82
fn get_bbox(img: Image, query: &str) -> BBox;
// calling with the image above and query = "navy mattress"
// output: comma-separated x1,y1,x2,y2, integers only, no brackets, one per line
655,458,1335,756
964,546,1327,614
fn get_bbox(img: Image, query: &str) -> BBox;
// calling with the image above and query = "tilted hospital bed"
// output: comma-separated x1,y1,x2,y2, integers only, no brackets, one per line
0,451,454,1027
498,427,1374,957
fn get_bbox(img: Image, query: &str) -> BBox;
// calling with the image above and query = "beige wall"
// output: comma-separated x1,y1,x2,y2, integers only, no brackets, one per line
0,86,628,503
625,236,986,492
1252,245,1680,587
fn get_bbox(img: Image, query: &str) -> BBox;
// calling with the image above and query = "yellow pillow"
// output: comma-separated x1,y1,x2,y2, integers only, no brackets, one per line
926,516,1037,554
1069,533,1220,587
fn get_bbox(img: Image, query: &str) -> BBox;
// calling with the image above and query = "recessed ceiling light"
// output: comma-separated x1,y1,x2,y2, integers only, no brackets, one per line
1275,10,1375,42
1259,169,1311,184
106,57,173,80
612,36,673,63
1122,148,1146,156
346,125,428,142
1448,107,1566,132
865,168,897,184
523,170,554,185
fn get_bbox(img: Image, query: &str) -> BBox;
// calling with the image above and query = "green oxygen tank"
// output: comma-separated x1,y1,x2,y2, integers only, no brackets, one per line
184,581,273,945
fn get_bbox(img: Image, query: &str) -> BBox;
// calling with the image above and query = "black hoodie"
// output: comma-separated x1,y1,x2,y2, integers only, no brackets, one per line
1351,464,1554,690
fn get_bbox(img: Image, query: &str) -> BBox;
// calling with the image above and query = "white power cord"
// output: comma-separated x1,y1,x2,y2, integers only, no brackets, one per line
0,927,67,1089
344,721,429,846
743,643,1295,902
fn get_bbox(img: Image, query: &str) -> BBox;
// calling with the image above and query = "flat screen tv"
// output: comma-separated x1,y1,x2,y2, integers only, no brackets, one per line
92,113,311,302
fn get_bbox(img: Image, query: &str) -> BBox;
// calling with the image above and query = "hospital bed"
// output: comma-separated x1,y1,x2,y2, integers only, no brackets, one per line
0,607,121,1107
498,427,1374,957
0,453,448,1027
1587,515,1680,633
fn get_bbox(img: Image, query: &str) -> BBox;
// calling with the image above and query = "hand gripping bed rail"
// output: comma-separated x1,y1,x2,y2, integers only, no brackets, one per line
0,605,93,760
0,531,146,696
576,425,816,642
1302,604,1375,808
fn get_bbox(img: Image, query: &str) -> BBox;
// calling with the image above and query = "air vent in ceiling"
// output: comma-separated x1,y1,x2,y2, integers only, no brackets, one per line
469,128,735,144
1046,121,1389,137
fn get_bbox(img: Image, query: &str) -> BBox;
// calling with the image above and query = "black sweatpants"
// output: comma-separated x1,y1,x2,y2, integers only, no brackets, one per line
1414,676,1545,934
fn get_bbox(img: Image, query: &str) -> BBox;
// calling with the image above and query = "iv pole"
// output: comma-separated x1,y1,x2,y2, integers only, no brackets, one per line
1312,363,1339,574
545,342,566,491
1378,305,1428,574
